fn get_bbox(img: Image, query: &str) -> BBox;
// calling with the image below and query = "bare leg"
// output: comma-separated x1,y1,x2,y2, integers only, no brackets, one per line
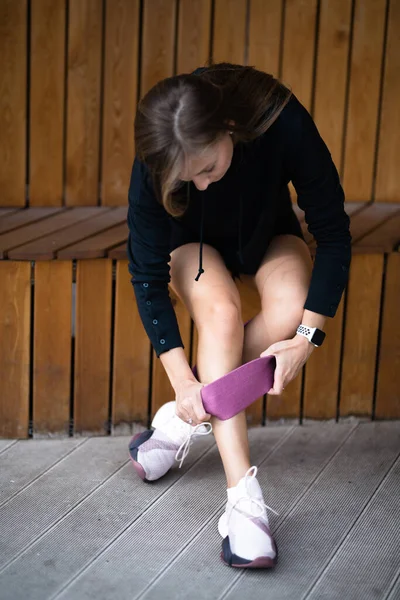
169,244,252,487
195,314,251,488
169,236,311,488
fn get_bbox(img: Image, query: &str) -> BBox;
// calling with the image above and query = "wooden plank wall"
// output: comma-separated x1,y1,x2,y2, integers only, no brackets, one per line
1,0,399,208
0,1,399,437
1,248,399,439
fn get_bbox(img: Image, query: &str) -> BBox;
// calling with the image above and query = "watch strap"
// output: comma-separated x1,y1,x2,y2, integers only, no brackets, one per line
296,324,325,346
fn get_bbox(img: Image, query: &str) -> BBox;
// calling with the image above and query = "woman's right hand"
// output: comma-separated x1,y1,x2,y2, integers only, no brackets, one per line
174,379,211,426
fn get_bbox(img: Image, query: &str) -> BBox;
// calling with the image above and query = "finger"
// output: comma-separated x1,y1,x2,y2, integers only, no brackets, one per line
260,348,273,358
271,369,285,395
193,403,210,424
261,341,281,356
176,403,194,424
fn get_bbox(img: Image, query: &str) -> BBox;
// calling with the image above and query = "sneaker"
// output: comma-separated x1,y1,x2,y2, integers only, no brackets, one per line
129,400,212,483
218,466,278,568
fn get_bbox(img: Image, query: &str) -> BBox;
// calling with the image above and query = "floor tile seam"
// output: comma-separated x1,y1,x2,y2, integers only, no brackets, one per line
269,422,360,534
216,423,359,599
132,427,296,600
383,567,400,600
0,440,18,457
132,498,232,600
0,437,89,510
50,441,218,600
0,456,129,575
301,451,400,600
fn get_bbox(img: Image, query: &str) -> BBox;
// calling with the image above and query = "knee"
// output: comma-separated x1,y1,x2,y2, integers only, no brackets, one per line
199,299,243,335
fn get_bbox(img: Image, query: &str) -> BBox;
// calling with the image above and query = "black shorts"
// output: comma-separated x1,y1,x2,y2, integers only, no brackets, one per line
170,202,305,281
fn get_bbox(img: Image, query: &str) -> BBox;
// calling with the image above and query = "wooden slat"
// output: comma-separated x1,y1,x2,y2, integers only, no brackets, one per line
0,0,26,207
349,203,400,244
281,0,318,111
151,290,192,417
8,207,121,260
66,0,103,206
267,369,302,421
213,0,247,64
247,0,283,75
30,0,65,206
102,0,139,206
303,297,345,420
281,0,318,205
353,212,400,254
0,208,104,259
33,261,72,435
140,0,176,97
345,201,370,217
339,254,384,417
0,262,30,438
0,208,64,235
342,0,386,201
58,222,128,260
313,0,352,170
375,0,400,202
0,209,20,218
375,253,400,418
176,0,212,74
108,242,127,260
74,259,112,434
112,260,150,430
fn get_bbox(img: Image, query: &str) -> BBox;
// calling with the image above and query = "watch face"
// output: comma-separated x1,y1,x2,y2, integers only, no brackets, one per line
311,329,326,346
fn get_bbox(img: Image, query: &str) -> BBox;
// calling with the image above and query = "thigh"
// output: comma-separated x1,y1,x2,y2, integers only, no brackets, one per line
248,234,313,314
168,243,242,326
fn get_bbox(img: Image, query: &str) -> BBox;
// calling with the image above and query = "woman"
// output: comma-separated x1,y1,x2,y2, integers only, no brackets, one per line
127,63,351,569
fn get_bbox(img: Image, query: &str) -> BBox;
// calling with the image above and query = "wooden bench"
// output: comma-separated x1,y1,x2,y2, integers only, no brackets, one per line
1,202,399,438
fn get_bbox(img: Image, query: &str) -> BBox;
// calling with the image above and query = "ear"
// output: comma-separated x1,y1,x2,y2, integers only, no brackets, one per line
225,118,236,130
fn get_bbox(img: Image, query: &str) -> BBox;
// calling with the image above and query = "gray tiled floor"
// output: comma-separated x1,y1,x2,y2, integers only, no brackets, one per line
0,422,399,600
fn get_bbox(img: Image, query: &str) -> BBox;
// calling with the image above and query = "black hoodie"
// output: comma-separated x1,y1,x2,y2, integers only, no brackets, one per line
127,90,351,358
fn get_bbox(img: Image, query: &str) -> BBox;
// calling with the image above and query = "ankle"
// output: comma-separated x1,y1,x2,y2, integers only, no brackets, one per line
226,465,252,489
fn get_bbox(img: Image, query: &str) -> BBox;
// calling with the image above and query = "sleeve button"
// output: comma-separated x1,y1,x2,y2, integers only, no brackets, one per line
153,319,158,325
160,339,166,345
341,265,347,272
146,300,151,305
143,283,149,288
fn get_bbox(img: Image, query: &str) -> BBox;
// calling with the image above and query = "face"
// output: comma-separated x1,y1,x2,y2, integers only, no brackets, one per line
179,133,234,191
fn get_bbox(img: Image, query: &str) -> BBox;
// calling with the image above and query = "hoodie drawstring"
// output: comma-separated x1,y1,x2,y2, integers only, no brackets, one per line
194,149,244,282
195,192,205,281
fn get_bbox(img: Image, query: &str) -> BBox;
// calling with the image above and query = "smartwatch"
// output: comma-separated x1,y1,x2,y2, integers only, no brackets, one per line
296,325,326,347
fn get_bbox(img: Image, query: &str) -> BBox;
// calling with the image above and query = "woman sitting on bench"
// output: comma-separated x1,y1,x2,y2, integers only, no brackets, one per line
127,62,351,569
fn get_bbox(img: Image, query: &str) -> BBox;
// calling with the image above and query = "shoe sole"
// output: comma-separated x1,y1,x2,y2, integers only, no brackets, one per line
220,536,278,569
128,431,154,483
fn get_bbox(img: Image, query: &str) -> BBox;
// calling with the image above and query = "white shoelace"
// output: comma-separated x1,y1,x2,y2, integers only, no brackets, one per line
230,466,279,521
175,422,213,468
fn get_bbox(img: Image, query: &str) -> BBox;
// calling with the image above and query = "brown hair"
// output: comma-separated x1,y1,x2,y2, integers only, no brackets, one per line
134,62,292,217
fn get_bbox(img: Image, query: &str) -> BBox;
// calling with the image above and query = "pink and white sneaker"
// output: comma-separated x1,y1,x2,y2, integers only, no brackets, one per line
129,401,212,482
218,466,278,568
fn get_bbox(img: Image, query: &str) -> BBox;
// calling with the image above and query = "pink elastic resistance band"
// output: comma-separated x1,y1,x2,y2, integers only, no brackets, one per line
198,355,276,420
190,319,276,420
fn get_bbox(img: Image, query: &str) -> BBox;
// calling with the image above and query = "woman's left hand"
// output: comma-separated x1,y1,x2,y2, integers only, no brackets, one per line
260,335,315,395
